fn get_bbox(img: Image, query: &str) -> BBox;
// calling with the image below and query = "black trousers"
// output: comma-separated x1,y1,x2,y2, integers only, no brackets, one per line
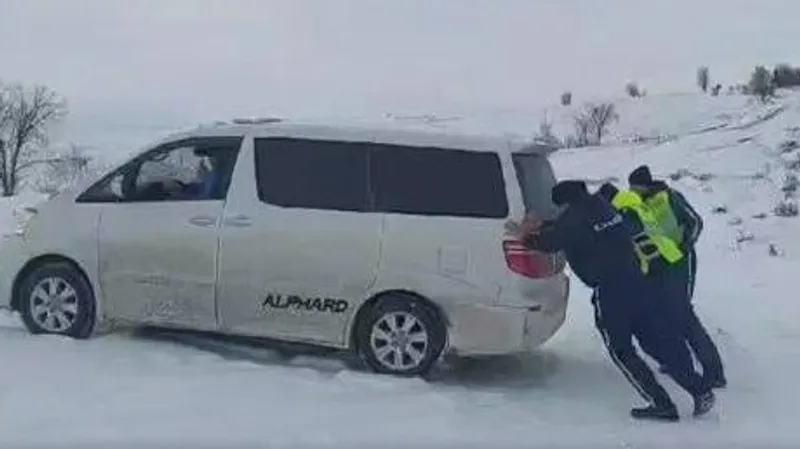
669,249,726,382
592,283,709,408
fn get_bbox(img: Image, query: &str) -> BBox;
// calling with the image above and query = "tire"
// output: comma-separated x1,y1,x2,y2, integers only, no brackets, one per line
355,293,446,377
17,262,96,339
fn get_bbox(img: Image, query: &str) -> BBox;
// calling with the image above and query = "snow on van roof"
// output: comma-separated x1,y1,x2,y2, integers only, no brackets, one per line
189,116,557,155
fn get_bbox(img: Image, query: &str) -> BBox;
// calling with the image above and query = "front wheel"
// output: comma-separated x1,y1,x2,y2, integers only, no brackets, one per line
17,262,96,339
355,294,446,377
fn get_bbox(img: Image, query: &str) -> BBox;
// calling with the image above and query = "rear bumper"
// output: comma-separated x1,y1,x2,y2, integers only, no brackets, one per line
444,276,569,356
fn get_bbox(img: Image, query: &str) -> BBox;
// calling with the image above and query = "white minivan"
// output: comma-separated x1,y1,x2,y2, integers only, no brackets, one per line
0,119,569,376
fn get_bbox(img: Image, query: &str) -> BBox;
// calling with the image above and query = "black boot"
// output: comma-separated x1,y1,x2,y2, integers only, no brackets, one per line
710,376,727,389
693,391,716,417
630,404,679,422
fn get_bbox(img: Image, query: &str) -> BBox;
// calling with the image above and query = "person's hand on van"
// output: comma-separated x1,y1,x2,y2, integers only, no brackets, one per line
504,214,542,239
504,219,523,235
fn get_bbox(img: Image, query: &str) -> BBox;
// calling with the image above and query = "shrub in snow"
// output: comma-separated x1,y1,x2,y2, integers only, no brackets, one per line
785,155,800,171
768,243,783,257
785,125,800,134
727,217,743,226
781,173,799,196
711,84,722,96
712,205,728,214
625,81,642,98
748,66,776,102
772,64,800,89
773,200,799,217
697,66,710,93
752,212,768,220
779,139,799,154
732,83,751,95
696,172,714,182
560,91,572,106
735,230,755,243
668,168,697,181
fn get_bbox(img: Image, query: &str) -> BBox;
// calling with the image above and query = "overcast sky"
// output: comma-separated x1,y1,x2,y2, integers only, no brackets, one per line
1,0,799,145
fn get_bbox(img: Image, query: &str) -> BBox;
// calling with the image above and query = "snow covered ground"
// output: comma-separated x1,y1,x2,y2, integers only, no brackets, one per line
2,91,800,447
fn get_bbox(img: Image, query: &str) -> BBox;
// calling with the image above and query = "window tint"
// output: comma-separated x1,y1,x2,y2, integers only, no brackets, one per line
371,144,508,218
254,138,370,212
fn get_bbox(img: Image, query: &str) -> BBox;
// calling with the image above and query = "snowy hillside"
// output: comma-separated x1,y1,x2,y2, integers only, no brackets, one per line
2,91,800,447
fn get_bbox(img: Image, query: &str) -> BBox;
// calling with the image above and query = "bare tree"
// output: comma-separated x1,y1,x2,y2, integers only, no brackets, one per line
697,66,710,93
571,102,619,147
570,114,592,147
0,83,67,196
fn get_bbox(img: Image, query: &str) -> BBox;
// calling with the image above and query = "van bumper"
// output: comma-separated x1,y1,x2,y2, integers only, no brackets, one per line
0,235,31,311
444,278,569,356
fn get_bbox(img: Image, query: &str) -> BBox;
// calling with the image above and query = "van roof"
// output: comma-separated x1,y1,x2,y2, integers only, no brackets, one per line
163,117,558,156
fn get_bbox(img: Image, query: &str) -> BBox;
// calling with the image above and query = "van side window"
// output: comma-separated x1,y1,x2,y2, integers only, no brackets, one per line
76,136,242,203
370,144,509,218
254,138,370,212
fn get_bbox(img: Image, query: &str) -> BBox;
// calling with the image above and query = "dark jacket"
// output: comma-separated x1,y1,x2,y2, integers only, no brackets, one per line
645,181,704,249
524,192,643,289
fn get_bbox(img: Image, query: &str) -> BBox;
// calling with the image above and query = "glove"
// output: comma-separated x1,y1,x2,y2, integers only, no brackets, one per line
504,213,542,239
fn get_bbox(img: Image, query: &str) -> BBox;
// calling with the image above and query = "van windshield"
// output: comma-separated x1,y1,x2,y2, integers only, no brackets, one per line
511,153,560,219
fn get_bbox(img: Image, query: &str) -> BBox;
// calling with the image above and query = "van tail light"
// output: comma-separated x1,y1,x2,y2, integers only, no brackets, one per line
502,239,554,279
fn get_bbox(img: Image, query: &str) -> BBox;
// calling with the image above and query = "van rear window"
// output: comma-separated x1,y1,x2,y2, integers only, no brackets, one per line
511,153,559,219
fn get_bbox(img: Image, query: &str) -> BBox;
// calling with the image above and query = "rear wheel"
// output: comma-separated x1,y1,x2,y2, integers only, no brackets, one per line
355,294,446,377
17,262,96,339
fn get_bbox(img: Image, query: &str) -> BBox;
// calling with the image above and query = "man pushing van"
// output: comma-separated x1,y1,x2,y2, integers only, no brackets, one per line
507,180,715,421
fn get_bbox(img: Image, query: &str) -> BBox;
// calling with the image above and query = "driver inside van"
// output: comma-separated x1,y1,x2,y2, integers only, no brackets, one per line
159,148,223,200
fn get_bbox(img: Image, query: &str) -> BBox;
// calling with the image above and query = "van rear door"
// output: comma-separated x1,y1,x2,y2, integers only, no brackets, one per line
504,152,565,273
511,152,560,220
497,151,568,306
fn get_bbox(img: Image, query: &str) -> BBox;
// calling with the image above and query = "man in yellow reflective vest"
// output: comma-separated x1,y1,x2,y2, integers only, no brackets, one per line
628,165,727,389
595,183,714,417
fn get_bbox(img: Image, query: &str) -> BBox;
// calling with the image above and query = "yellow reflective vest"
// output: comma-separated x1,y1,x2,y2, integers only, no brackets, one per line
643,190,684,245
610,189,684,274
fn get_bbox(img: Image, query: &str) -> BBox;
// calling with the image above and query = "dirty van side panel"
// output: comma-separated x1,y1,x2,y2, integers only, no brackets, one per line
368,143,511,311
216,136,383,347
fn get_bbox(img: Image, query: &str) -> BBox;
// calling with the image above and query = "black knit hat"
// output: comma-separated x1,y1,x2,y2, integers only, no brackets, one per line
551,180,588,206
597,182,619,201
628,165,653,186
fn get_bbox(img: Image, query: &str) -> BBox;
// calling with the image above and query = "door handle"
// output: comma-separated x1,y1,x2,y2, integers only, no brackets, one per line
188,215,217,228
223,214,252,228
